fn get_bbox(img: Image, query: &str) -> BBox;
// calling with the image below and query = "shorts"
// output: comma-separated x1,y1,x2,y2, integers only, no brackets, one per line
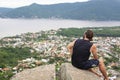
78,59,99,70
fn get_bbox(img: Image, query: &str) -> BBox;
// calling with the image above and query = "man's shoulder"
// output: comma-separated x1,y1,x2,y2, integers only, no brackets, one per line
75,39,83,42
91,44,97,49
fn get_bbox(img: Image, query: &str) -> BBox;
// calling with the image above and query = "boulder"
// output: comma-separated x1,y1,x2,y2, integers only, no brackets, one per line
116,77,120,80
11,64,55,80
58,63,101,80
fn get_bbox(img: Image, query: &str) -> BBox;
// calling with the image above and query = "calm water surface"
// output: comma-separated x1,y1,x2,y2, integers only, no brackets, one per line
0,18,120,38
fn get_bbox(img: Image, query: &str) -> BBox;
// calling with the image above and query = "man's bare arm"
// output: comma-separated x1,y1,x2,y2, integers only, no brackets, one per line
90,44,98,59
67,40,76,55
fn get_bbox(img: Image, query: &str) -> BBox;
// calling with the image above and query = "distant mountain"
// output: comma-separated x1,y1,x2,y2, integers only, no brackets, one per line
0,8,13,17
0,0,120,20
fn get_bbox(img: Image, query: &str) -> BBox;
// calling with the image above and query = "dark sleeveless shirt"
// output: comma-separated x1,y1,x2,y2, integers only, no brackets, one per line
72,39,93,68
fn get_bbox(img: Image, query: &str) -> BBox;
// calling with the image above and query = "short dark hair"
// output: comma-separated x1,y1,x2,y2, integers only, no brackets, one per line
84,30,94,41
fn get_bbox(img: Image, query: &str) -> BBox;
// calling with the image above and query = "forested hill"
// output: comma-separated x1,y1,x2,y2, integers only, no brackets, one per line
57,26,120,37
0,8,13,17
0,0,120,20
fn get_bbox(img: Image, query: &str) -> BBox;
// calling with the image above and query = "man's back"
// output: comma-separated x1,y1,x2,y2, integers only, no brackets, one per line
72,39,93,67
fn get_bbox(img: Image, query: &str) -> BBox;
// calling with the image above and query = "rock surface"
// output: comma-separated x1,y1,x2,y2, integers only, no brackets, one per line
116,77,120,80
58,63,101,80
11,64,55,80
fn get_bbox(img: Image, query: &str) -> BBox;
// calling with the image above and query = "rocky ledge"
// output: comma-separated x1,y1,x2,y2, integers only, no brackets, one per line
11,64,55,80
58,63,101,80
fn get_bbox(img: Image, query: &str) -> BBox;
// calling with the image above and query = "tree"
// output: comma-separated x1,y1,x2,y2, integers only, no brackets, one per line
111,45,120,64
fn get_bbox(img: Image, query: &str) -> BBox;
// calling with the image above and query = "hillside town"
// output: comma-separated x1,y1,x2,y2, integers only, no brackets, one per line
0,29,120,80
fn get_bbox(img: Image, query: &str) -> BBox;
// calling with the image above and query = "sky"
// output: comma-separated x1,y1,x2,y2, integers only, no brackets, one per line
0,0,89,8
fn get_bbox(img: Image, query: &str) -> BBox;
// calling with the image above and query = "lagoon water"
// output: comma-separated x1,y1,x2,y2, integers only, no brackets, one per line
0,18,120,38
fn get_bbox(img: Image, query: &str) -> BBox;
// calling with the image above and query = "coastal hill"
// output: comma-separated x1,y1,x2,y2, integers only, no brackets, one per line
0,0,120,20
0,28,120,80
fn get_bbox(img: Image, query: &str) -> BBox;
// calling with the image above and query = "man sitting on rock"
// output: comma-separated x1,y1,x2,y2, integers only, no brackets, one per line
67,30,109,80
